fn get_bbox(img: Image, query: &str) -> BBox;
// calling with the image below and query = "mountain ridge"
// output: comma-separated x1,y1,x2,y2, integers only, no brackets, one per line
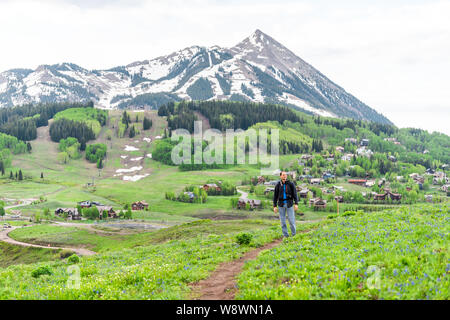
0,30,391,124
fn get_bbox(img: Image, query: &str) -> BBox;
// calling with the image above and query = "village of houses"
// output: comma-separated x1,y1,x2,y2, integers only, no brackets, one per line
250,137,449,211
21,136,449,221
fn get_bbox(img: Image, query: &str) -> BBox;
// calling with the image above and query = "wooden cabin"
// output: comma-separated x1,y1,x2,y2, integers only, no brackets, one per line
309,198,327,209
55,208,81,220
237,198,262,210
132,201,149,210
201,183,222,192
348,179,367,186
96,206,117,218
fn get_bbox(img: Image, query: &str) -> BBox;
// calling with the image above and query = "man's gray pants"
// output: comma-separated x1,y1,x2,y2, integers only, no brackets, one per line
278,203,296,237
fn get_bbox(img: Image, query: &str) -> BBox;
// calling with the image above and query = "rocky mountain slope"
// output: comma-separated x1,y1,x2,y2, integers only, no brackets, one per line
0,30,391,124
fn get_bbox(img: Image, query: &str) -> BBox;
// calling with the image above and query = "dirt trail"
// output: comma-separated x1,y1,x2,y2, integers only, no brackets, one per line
190,238,283,300
0,226,96,256
236,188,249,200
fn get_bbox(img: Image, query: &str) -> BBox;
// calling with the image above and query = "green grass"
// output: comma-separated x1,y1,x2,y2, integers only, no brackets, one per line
0,222,283,299
0,242,60,268
236,203,450,300
8,219,278,253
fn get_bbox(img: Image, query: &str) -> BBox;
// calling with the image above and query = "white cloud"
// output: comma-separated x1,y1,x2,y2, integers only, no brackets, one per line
0,0,449,134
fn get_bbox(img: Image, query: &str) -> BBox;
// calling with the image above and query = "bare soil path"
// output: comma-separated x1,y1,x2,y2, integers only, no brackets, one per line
0,226,96,256
189,226,317,300
190,238,283,300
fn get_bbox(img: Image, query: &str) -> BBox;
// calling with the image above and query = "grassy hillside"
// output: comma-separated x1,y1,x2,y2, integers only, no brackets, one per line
0,242,60,268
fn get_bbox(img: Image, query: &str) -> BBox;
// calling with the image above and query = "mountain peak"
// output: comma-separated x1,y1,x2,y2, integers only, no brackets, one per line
0,30,392,124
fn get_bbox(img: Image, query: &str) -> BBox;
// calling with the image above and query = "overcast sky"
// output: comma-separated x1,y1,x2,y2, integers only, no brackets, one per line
0,0,449,134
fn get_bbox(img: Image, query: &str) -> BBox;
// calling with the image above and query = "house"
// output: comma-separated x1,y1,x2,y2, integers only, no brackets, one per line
348,179,367,186
286,171,297,181
360,139,370,146
333,185,345,192
373,193,386,201
298,189,309,198
323,173,335,180
201,183,222,192
309,198,327,209
264,187,275,195
264,180,279,186
183,192,196,202
237,198,261,210
132,201,149,210
78,200,103,208
424,195,433,203
256,176,266,184
55,208,81,220
341,153,354,162
345,138,357,144
335,146,345,153
356,147,373,158
388,155,397,162
334,196,344,203
96,206,117,218
433,172,448,185
441,184,450,192
301,154,313,161
373,191,402,202
310,178,323,185
365,180,376,188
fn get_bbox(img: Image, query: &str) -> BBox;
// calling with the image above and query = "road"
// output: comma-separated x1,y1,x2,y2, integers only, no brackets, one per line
0,225,96,256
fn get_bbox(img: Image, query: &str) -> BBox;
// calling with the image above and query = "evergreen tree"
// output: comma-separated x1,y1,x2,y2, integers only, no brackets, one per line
18,170,23,181
26,142,32,153
97,158,103,169
129,125,136,138
143,117,152,130
80,139,86,151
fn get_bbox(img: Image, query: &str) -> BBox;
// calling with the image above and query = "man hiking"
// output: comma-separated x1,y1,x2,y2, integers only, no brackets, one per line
273,171,299,237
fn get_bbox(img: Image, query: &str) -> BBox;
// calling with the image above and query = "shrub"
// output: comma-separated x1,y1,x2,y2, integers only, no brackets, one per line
236,232,253,246
67,254,80,264
60,249,75,259
31,265,53,278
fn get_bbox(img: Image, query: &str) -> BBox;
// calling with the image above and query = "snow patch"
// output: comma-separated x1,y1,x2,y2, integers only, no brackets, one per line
123,174,150,182
116,166,143,173
124,145,139,151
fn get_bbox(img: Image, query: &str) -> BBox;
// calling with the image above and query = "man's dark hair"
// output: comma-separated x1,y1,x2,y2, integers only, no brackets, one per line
280,171,285,176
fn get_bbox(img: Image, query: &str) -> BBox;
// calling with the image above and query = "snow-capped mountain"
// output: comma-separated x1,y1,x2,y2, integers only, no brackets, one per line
0,29,391,124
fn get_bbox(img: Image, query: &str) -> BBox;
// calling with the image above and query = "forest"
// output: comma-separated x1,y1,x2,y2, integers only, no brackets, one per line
158,100,305,133
0,101,94,142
